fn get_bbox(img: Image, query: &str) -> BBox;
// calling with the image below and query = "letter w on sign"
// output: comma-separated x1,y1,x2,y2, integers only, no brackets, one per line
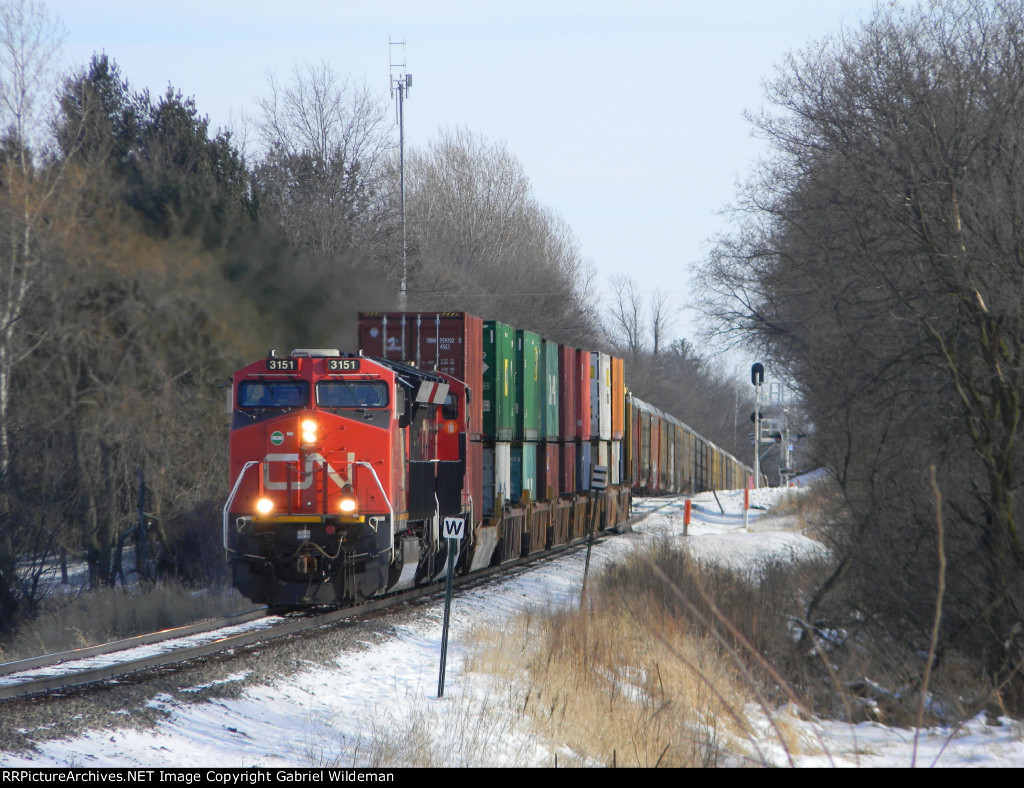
443,517,465,540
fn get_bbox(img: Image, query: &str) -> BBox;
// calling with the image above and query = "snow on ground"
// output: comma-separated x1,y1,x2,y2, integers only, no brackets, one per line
2,484,1023,768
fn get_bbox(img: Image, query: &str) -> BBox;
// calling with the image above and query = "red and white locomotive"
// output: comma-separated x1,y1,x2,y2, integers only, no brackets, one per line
224,348,471,606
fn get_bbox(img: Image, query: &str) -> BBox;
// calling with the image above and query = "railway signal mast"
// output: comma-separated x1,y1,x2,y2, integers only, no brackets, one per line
390,39,412,310
751,363,764,487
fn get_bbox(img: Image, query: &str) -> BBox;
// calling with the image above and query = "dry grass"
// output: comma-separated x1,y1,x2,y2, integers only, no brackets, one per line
0,580,252,662
467,609,750,766
458,540,831,767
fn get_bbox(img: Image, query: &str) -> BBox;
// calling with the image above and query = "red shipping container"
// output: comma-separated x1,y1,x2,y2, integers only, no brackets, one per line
558,345,577,441
359,312,483,438
559,442,577,496
535,442,560,501
575,349,592,441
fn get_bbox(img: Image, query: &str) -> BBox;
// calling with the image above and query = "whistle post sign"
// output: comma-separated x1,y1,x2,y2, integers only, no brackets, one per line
438,516,465,697
442,517,465,540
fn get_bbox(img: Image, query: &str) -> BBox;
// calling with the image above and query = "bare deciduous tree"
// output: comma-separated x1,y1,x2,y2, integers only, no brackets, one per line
404,127,599,344
254,60,393,259
0,0,63,484
699,0,1024,702
648,287,672,364
608,274,645,363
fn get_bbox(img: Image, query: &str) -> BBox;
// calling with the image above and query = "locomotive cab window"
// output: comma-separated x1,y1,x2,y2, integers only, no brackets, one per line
238,380,309,408
441,392,458,420
317,380,390,409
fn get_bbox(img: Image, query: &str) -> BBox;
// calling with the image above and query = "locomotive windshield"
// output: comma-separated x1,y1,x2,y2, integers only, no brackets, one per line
238,380,309,408
317,380,389,408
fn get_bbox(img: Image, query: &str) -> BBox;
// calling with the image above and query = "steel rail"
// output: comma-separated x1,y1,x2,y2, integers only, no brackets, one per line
0,607,268,678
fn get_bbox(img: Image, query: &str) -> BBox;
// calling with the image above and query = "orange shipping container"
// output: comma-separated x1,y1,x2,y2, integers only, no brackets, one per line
611,356,625,440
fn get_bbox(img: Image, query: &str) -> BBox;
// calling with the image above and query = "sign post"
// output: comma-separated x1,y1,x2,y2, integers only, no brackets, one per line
580,466,608,604
437,516,464,698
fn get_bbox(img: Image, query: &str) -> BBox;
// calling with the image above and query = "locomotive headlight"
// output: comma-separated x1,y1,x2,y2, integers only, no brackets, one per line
256,497,274,514
339,484,357,515
301,418,318,445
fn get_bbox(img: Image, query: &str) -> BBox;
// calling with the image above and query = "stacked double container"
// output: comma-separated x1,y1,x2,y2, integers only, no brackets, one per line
611,356,625,484
514,329,550,555
576,349,593,493
538,339,569,545
586,351,628,528
512,329,541,506
589,352,611,529
610,356,627,524
555,348,591,539
557,345,578,504
538,340,560,498
482,320,517,520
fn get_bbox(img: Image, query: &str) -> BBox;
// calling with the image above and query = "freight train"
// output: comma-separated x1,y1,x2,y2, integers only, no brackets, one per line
223,312,752,607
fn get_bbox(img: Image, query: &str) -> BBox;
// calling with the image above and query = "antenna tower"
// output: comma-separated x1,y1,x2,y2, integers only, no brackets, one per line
390,39,412,310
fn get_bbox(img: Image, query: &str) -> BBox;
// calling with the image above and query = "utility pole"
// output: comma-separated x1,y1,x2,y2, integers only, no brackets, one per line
390,39,412,310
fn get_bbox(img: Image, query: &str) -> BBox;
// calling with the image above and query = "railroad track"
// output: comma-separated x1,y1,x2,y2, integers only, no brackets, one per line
0,501,682,703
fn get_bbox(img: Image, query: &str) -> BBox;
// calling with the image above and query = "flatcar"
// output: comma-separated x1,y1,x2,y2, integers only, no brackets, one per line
223,312,752,607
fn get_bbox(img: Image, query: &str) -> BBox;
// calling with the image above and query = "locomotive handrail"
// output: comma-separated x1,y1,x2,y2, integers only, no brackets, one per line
350,461,395,561
224,461,260,549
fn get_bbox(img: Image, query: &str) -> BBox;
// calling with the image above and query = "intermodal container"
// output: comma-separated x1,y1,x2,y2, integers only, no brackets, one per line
559,442,577,496
483,321,517,441
542,340,560,441
577,440,592,492
558,345,577,441
511,442,537,503
516,330,543,441
590,352,612,441
483,442,512,516
576,349,592,441
358,311,484,437
536,442,560,500
611,356,625,440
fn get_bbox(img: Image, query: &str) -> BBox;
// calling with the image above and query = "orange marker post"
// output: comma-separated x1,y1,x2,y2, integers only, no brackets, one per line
683,499,692,536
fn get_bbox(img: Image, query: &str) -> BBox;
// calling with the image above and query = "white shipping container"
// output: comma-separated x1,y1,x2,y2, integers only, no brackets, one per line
482,442,512,516
590,352,612,441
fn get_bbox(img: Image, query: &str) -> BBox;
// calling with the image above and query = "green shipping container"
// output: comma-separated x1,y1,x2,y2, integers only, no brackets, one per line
483,321,517,441
541,339,560,441
516,330,543,441
511,443,537,503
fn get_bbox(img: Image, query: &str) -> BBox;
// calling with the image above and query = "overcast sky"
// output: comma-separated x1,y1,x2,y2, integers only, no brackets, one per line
45,0,880,345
